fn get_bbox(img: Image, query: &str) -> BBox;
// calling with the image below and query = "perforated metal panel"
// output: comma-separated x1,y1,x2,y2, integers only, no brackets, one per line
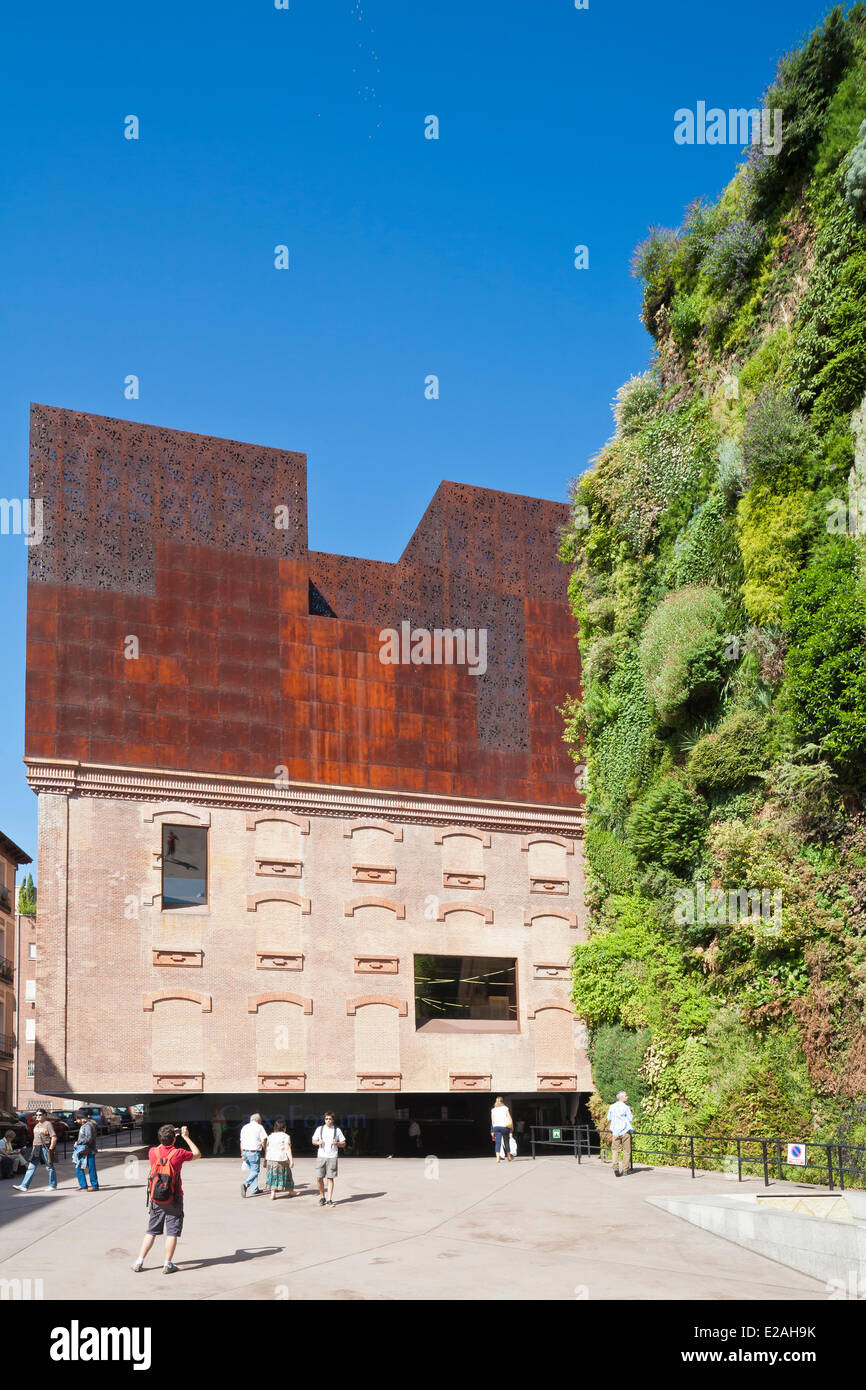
27,405,581,804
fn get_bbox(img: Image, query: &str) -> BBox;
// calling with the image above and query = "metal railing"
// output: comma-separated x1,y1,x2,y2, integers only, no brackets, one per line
0,1033,14,1060
56,1125,142,1160
529,1124,866,1191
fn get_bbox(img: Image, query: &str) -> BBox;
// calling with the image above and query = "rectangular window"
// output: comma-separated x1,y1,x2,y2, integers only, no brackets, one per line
25,979,36,1002
414,955,518,1033
28,943,36,960
25,1019,36,1043
27,1060,35,1078
161,825,208,909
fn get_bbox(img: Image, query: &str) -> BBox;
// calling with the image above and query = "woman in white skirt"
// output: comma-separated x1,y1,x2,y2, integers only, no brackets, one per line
265,1119,295,1199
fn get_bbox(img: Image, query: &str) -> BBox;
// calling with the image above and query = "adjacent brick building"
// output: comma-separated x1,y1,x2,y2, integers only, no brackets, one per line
25,404,589,1151
0,832,32,1110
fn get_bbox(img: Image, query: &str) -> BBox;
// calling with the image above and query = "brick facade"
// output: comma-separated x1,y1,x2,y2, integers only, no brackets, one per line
27,778,590,1098
25,409,589,1125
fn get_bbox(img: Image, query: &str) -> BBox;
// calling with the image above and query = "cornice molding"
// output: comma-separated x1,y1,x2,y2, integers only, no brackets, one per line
23,758,586,836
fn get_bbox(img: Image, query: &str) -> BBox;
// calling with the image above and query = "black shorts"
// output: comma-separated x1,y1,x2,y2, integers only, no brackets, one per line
146,1202,184,1237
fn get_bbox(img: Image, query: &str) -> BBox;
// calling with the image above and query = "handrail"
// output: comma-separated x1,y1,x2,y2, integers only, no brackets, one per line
529,1124,866,1190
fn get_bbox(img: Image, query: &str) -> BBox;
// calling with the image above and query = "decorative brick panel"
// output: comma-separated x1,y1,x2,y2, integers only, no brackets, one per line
357,1073,402,1091
246,813,310,835
354,955,399,975
256,951,304,971
537,1073,577,1091
524,907,578,928
343,821,402,841
442,871,485,890
352,864,396,884
153,1072,204,1091
346,995,408,1016
449,1073,492,1091
533,963,570,980
527,1000,572,1020
436,901,493,923
520,834,574,854
344,897,405,919
247,992,312,1014
143,989,212,1012
152,948,203,968
530,878,569,895
258,1072,306,1092
143,806,211,826
255,859,303,878
434,829,491,847
246,892,311,913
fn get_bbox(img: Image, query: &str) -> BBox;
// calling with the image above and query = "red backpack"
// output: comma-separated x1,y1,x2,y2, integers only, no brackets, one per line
147,1148,180,1206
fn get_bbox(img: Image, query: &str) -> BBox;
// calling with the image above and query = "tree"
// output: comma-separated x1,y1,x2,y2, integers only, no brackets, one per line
18,873,36,917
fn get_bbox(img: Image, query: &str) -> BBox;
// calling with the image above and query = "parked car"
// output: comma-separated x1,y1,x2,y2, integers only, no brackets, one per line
0,1109,29,1150
114,1107,137,1130
23,1111,71,1142
75,1105,122,1135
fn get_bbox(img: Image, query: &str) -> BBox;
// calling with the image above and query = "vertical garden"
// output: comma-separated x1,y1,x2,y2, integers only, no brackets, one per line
561,4,866,1152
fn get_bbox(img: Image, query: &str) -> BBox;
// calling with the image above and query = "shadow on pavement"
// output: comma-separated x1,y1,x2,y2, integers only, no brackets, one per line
180,1246,283,1270
334,1191,387,1205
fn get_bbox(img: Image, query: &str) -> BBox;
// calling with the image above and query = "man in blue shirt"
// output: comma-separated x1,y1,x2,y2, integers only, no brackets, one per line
606,1091,634,1177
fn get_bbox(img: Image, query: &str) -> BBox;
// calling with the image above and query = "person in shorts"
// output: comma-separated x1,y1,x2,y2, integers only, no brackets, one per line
312,1111,345,1207
132,1124,201,1274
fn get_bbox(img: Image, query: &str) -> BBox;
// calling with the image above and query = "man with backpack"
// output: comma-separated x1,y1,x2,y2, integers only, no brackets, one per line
132,1124,201,1274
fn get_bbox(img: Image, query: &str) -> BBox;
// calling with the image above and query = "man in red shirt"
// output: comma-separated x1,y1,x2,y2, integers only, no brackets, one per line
132,1124,201,1275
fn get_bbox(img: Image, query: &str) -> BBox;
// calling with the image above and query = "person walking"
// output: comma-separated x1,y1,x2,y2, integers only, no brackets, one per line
239,1112,268,1197
133,1124,201,1274
312,1111,345,1207
73,1108,100,1191
408,1116,422,1154
211,1108,225,1156
0,1129,26,1179
606,1090,635,1177
264,1118,295,1199
490,1096,514,1163
13,1109,58,1192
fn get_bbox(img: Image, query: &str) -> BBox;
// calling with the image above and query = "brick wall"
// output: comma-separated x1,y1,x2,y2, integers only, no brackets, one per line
33,789,590,1098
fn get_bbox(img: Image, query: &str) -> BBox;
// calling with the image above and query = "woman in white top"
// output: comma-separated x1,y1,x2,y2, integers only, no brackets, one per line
264,1119,295,1199
490,1097,514,1163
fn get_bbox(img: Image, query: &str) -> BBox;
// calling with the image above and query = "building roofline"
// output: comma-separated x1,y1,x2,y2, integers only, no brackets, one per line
0,830,32,865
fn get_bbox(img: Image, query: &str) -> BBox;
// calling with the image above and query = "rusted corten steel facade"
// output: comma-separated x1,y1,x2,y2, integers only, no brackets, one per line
26,405,579,804
24,406,589,1125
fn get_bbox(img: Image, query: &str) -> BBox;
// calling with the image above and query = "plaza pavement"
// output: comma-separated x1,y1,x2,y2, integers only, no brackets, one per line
0,1146,832,1301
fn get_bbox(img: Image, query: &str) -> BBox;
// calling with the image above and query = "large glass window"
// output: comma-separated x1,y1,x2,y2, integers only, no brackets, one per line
161,825,208,909
414,955,518,1032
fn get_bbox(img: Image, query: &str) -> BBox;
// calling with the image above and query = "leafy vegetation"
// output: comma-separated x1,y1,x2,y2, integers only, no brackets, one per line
563,5,866,1170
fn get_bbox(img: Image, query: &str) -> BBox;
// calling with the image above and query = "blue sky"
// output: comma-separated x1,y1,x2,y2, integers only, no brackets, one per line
0,0,837,874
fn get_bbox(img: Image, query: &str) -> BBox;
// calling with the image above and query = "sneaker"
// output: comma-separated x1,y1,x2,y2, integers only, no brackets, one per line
163,1262,178,1275
132,1259,144,1273
614,1169,621,1177
326,1200,334,1207
240,1183,247,1198
12,1184,28,1192
319,1196,326,1206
